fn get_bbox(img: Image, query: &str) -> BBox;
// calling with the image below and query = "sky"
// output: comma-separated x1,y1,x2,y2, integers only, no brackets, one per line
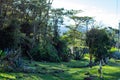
52,0,120,29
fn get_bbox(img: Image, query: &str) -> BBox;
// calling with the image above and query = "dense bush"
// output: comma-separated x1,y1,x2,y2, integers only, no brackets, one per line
55,39,71,62
0,49,23,71
74,47,85,60
111,51,120,59
86,28,111,61
30,43,60,62
30,38,71,62
0,50,5,59
0,19,21,50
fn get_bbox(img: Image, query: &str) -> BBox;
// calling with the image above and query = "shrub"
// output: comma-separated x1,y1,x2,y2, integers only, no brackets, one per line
0,49,5,59
30,39,71,62
111,51,120,59
54,39,71,62
30,43,60,62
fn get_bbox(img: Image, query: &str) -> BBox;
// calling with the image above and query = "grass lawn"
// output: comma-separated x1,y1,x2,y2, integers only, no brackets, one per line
0,57,120,80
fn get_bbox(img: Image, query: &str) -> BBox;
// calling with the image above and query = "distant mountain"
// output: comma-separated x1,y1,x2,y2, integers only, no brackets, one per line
60,25,88,34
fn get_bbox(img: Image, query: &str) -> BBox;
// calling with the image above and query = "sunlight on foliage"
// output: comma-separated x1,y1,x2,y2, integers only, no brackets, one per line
110,47,119,53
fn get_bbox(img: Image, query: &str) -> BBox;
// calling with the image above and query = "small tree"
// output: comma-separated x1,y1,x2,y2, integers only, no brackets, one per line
86,28,111,78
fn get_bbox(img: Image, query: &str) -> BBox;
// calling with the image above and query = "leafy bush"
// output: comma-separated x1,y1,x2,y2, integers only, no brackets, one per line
0,19,21,49
30,43,60,62
111,51,120,59
0,50,5,59
53,38,71,62
110,47,118,53
86,28,111,61
0,49,23,71
30,38,71,62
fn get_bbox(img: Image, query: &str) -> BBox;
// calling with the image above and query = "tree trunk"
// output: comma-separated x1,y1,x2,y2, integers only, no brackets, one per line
89,53,93,68
98,60,102,79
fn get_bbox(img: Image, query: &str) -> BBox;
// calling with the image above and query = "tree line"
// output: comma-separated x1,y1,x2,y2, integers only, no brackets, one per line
0,0,117,65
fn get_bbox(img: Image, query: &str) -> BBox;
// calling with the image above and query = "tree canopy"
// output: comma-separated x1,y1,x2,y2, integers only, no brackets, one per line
86,28,112,61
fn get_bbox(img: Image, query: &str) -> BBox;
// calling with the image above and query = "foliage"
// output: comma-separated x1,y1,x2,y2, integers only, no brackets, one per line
0,19,22,49
20,22,33,37
30,37,70,62
0,1,120,80
73,47,85,60
0,50,5,59
0,48,22,71
0,0,94,63
110,47,118,53
54,38,71,62
30,43,60,62
111,51,120,59
62,30,84,47
0,0,116,65
86,28,112,61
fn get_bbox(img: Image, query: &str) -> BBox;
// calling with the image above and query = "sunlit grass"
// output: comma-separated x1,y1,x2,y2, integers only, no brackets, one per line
0,73,16,79
0,57,120,80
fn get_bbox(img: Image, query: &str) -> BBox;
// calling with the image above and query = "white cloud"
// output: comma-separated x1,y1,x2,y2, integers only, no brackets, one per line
52,0,87,10
52,0,120,29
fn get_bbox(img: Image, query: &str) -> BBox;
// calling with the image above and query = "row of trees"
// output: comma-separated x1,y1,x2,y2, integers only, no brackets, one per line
0,0,117,65
0,0,92,62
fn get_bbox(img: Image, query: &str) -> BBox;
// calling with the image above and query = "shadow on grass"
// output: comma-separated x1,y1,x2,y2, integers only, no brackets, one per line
107,60,120,67
0,66,80,80
0,70,83,80
1,59,119,80
103,72,120,80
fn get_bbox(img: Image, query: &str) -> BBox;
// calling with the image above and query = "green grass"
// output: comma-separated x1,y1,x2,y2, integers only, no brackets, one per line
0,58,120,80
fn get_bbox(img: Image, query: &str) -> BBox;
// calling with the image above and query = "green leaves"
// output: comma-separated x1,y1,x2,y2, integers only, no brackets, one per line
0,50,5,58
86,28,111,60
